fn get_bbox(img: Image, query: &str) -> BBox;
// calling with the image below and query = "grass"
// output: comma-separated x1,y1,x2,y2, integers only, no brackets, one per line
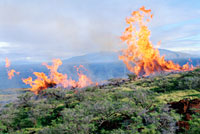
0,69,200,134
156,89,200,104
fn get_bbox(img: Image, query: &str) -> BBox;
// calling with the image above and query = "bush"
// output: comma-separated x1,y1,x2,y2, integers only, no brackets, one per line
127,73,137,81
2,69,200,133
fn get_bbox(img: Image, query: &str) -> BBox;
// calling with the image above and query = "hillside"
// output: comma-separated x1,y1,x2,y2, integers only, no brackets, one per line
0,69,200,134
1,49,200,91
63,49,198,64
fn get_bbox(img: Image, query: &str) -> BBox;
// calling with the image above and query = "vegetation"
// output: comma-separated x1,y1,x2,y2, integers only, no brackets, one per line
0,69,200,134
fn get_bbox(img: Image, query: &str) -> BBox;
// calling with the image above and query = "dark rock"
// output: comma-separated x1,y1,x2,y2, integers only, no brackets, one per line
169,98,200,132
176,121,189,131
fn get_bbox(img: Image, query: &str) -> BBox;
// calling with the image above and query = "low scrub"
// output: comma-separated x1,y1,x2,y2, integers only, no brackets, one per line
0,69,200,134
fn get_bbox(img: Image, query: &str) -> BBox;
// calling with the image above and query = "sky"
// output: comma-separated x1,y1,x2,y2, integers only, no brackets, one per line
0,0,200,62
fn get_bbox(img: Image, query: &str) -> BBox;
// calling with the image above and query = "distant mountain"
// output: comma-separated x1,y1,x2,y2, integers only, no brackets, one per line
63,51,119,64
0,49,199,91
63,49,198,64
159,49,198,59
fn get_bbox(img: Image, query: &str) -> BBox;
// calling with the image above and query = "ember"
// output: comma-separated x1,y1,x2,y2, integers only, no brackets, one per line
120,6,194,76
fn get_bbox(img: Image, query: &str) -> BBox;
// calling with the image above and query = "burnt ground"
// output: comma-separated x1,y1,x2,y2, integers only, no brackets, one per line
169,99,200,132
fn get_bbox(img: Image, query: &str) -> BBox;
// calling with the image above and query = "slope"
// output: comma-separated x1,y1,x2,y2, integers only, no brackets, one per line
0,69,200,134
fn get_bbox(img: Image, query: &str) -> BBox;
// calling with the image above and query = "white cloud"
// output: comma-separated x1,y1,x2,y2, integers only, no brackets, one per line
168,46,200,51
0,42,10,48
0,0,200,61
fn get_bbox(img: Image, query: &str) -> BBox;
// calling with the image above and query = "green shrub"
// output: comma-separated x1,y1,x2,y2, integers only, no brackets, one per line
2,69,200,133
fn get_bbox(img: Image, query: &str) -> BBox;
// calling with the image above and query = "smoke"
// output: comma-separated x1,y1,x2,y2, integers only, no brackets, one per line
0,0,200,62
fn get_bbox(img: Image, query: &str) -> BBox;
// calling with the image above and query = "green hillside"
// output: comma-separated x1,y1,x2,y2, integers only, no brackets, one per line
0,69,200,134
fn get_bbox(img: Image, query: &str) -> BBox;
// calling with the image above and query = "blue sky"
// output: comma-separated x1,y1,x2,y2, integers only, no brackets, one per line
0,0,200,62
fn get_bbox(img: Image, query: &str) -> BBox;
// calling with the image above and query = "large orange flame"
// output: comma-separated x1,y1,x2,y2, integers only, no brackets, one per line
5,58,20,79
120,6,193,76
22,59,95,94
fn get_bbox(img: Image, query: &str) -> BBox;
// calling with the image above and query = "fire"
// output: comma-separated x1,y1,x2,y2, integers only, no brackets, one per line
7,69,20,79
5,57,20,79
120,6,193,76
75,65,94,88
5,57,10,68
22,59,95,94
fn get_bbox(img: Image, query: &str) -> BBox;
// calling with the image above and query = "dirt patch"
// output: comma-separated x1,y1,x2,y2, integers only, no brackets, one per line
169,98,200,132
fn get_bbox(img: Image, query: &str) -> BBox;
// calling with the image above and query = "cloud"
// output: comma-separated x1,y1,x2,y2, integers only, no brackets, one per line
0,42,10,48
0,0,200,62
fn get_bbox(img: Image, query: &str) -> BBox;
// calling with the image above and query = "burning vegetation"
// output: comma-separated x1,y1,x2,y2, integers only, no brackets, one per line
22,59,96,94
4,58,96,94
5,57,20,79
119,6,193,76
3,6,197,94
0,6,200,134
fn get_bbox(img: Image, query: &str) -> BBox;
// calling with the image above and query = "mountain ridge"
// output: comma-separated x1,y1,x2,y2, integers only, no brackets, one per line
63,49,198,64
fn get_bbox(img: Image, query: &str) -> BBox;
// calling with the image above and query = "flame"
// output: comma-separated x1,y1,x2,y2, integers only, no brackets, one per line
75,65,94,88
22,72,57,94
5,57,20,79
23,59,95,94
7,69,20,79
5,57,10,68
120,6,193,76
